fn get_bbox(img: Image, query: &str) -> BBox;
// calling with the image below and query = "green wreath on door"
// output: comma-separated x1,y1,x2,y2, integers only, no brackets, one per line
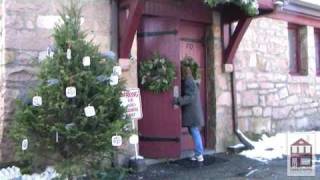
139,54,176,93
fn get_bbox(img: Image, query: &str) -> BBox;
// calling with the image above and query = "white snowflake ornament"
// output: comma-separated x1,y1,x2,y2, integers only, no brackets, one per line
113,66,122,76
109,74,119,86
66,86,76,98
32,96,42,106
83,56,91,66
84,105,96,117
120,97,128,107
112,135,123,147
66,48,72,60
22,139,28,151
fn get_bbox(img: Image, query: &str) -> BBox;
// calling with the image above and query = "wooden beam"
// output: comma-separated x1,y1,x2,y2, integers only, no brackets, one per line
224,18,252,64
119,0,145,58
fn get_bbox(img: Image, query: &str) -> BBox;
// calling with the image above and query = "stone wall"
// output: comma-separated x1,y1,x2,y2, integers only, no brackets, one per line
0,0,120,162
235,17,320,134
211,12,236,152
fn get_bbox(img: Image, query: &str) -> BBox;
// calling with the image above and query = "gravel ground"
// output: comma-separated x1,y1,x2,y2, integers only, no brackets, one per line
126,153,320,180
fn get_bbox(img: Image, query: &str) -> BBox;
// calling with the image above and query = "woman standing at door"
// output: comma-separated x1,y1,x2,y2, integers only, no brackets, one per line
173,66,204,162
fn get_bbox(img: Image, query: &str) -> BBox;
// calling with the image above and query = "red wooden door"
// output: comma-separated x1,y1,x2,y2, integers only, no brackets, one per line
138,17,207,158
179,21,207,151
138,16,182,158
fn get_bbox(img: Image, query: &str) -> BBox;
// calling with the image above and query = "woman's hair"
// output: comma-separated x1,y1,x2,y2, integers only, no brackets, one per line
181,65,193,80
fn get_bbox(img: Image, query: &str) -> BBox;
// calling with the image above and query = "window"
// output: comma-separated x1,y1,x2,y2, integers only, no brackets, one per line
288,23,301,75
315,29,320,75
291,146,298,153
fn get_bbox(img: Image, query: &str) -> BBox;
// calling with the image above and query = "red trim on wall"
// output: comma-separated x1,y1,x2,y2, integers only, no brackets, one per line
267,11,320,29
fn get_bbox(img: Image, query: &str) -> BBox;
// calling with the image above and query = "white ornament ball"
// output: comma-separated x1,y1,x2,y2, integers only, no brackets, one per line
129,134,139,145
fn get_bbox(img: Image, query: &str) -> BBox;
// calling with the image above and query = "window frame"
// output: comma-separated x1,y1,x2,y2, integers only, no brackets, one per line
315,28,320,76
288,23,302,75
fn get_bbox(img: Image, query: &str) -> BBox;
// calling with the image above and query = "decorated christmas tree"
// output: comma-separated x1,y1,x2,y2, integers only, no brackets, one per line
9,2,128,178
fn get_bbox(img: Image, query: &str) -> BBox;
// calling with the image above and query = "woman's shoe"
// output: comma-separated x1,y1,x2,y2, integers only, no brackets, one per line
190,155,204,162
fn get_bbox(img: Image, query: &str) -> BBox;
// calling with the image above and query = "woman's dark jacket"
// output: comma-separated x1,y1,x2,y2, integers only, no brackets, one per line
177,76,204,127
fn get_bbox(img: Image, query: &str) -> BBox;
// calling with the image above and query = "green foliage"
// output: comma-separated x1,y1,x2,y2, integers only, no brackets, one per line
204,0,259,16
9,2,128,178
181,56,201,80
139,54,176,93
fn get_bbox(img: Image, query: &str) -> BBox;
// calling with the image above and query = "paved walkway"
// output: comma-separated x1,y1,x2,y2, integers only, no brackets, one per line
126,153,320,180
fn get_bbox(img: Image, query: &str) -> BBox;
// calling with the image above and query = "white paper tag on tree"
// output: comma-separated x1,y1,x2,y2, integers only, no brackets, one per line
84,105,96,117
32,96,42,106
109,74,119,86
112,135,123,147
129,134,139,145
113,66,122,76
66,86,76,98
55,132,59,143
83,56,91,66
67,48,72,60
22,139,28,151
120,97,128,107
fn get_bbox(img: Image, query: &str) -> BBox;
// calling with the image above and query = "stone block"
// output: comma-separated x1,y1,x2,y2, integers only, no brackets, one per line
26,20,35,29
295,118,309,129
266,94,280,106
217,92,232,106
36,15,62,29
286,95,299,105
5,28,51,51
251,118,271,133
260,82,274,89
263,107,272,117
279,88,289,99
272,106,292,120
236,81,246,91
241,91,259,107
253,107,263,116
247,83,258,89
259,95,266,106
217,76,228,90
238,109,252,117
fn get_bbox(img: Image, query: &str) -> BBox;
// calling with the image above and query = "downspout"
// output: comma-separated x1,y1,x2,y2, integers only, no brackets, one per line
230,71,254,149
222,18,254,149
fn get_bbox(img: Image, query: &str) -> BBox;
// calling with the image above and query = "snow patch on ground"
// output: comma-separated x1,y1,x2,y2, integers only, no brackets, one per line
0,166,58,180
239,132,320,163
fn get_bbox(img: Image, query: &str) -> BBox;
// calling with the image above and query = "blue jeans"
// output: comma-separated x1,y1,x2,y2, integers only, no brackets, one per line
188,127,204,156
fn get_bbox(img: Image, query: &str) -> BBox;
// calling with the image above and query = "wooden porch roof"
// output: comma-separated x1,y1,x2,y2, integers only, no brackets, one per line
118,0,320,66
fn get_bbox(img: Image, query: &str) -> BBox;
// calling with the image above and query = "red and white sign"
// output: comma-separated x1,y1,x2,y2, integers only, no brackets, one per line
121,88,143,120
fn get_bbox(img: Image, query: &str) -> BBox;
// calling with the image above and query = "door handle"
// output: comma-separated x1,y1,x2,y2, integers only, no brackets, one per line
173,85,179,109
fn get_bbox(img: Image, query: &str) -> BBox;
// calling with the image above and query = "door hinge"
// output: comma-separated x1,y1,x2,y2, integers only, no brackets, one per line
139,135,180,142
137,30,178,37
